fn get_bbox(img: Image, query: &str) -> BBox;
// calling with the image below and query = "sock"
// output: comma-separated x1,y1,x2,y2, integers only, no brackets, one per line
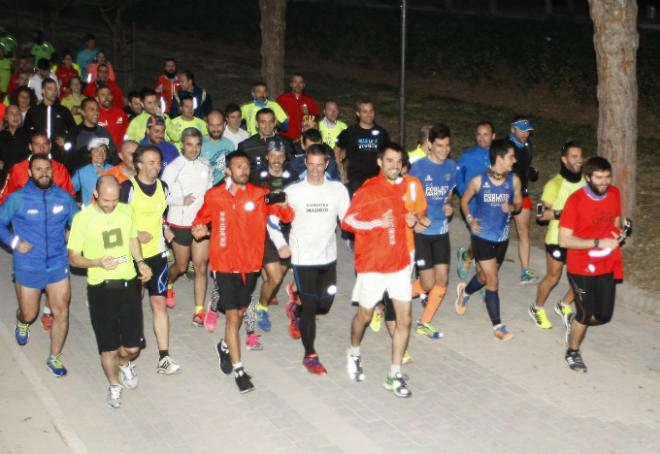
349,345,360,357
420,285,447,324
232,362,243,373
42,307,52,316
465,274,483,295
256,302,269,312
389,364,401,377
484,290,501,326
566,348,578,355
167,283,173,290
195,304,203,314
159,350,169,360
412,280,424,298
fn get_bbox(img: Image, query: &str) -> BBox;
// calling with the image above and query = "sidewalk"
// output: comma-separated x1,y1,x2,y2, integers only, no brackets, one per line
1,222,659,453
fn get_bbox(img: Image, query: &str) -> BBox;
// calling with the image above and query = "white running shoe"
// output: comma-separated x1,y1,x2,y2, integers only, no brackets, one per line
157,356,182,375
106,384,122,409
119,361,138,389
346,348,365,382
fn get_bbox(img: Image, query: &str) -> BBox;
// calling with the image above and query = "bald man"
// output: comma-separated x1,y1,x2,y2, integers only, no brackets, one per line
68,174,153,409
202,109,236,185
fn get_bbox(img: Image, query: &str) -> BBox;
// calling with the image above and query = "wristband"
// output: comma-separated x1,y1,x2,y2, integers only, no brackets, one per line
593,238,600,248
465,214,474,223
553,210,562,220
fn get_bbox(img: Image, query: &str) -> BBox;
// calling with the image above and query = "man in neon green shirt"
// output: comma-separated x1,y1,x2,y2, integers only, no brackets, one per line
167,94,207,150
30,30,55,64
0,44,11,93
529,141,585,330
240,81,288,135
125,88,172,142
407,124,432,164
318,99,347,148
68,175,152,409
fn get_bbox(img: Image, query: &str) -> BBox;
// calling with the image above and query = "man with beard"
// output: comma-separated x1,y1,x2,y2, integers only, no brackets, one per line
559,157,625,373
240,82,288,136
529,141,584,330
0,154,78,376
97,85,128,150
201,109,235,186
170,70,212,118
153,58,180,114
72,98,116,170
276,72,320,141
83,63,124,110
125,89,172,142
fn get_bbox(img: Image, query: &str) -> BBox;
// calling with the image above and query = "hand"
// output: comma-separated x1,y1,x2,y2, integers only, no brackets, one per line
277,245,291,259
164,228,174,243
443,204,453,217
599,231,624,250
501,203,513,213
15,240,32,253
191,224,209,240
99,255,118,270
413,221,428,233
405,212,417,228
469,217,483,233
183,193,196,206
137,262,153,282
137,231,153,244
380,209,393,229
418,216,431,228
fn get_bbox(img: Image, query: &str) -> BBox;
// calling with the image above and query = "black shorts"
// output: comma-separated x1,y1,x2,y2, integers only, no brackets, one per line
567,272,616,325
293,262,337,315
471,235,508,265
545,243,567,263
263,236,290,266
171,226,193,247
213,272,259,314
414,233,450,270
142,252,169,297
87,279,144,354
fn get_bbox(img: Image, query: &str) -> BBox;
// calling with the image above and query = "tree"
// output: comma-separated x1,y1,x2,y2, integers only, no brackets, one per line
259,0,288,97
588,0,638,221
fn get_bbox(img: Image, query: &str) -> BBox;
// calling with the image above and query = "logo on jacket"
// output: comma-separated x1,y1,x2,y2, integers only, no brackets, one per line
244,201,255,212
27,209,39,215
53,205,64,214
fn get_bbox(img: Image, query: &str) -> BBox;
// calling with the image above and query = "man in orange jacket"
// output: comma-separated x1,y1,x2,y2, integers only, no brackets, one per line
341,142,418,398
192,150,293,393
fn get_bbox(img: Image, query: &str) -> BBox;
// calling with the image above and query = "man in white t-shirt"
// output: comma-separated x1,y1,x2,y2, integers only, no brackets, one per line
223,103,249,148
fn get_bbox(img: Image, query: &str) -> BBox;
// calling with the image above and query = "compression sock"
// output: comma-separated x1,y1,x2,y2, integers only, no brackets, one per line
465,274,484,296
420,285,447,324
484,290,501,326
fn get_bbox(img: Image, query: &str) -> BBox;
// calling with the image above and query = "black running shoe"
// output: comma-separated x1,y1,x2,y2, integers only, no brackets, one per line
234,367,255,393
565,350,588,373
216,339,232,375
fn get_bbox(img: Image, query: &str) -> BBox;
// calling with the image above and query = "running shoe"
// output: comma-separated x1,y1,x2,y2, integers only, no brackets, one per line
370,310,383,333
40,313,54,332
256,304,271,332
46,354,67,377
234,367,255,393
286,300,301,339
303,354,327,376
15,320,29,346
192,309,205,327
246,332,263,351
119,361,138,389
415,321,444,339
554,301,574,328
528,305,553,329
157,356,181,375
520,269,539,286
286,281,300,305
216,339,232,375
185,261,195,280
493,323,513,341
456,246,470,280
204,301,219,333
346,349,365,382
565,350,588,373
106,384,122,409
383,372,412,398
166,286,176,308
402,350,414,365
454,282,469,315
565,312,575,345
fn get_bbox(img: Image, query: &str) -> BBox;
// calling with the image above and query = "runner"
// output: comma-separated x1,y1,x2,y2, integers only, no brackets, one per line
237,107,293,172
222,104,249,149
409,124,457,339
138,115,179,172
125,88,171,142
559,156,626,373
318,100,347,149
0,154,78,376
342,142,416,398
160,128,212,325
72,137,112,206
240,81,288,136
201,109,236,186
96,85,128,151
68,175,152,408
170,70,212,118
119,144,181,375
153,58,180,114
103,140,138,184
457,139,522,341
276,72,320,141
192,150,294,393
167,93,208,149
529,141,584,329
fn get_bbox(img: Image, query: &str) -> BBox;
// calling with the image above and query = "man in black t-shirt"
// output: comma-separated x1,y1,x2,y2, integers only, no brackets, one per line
334,98,390,196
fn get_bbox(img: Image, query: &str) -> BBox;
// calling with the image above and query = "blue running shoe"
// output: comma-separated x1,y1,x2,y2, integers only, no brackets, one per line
256,304,272,332
47,354,68,377
456,246,470,280
15,320,29,346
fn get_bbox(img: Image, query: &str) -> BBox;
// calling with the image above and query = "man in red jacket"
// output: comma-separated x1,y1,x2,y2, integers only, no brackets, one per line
83,64,123,110
0,133,75,204
96,85,128,149
276,72,320,141
341,142,416,398
192,150,293,393
153,58,180,114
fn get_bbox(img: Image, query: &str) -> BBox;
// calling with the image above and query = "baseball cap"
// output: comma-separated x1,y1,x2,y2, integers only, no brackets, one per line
511,119,534,132
266,139,285,153
88,137,110,150
146,115,166,128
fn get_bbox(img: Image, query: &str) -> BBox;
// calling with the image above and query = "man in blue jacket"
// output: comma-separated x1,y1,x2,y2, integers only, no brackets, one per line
455,121,495,280
0,154,78,376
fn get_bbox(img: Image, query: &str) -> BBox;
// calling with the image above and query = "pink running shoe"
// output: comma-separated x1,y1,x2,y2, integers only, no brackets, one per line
246,333,263,351
166,287,176,309
204,301,218,333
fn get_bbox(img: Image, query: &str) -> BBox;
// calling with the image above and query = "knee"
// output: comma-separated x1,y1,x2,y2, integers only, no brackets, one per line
124,346,140,356
396,311,412,329
173,262,187,274
194,262,207,275
485,276,499,290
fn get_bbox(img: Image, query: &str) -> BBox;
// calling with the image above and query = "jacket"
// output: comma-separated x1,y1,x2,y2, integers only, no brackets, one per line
153,74,180,113
0,157,75,204
170,86,212,118
160,155,212,227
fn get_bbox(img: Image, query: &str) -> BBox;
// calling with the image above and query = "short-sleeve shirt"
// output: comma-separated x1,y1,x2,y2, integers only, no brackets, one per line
560,185,621,276
201,136,235,185
541,174,585,245
336,124,390,186
67,203,138,284
240,100,288,136
409,157,457,236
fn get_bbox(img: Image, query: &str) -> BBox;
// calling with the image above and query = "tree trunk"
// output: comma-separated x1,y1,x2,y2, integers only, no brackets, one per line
588,0,638,222
544,0,553,16
259,0,287,98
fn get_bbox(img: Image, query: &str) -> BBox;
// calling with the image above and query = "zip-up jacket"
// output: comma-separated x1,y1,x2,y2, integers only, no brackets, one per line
0,179,78,270
0,157,75,204
153,74,180,113
170,86,213,118
193,181,294,274
341,174,410,273
160,155,212,227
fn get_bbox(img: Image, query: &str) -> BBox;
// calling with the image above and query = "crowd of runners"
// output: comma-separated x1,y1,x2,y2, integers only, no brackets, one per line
0,29,631,408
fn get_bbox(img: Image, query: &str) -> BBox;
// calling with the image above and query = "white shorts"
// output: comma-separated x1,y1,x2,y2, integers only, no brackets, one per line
352,266,412,309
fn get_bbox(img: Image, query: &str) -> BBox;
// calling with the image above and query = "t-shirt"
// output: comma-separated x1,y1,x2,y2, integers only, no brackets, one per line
473,171,514,243
319,118,348,149
240,100,288,136
541,174,585,245
560,186,622,276
223,127,250,149
336,124,390,188
102,165,132,185
72,163,113,206
201,136,235,185
409,157,457,236
67,203,138,285
167,116,208,150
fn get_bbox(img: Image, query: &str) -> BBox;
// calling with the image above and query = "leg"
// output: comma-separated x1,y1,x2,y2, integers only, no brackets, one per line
191,239,209,309
44,279,71,356
535,253,563,307
419,264,448,325
513,208,532,271
15,283,41,324
168,241,191,285
299,295,320,356
478,258,501,325
150,296,169,351
351,305,374,348
100,350,121,385
225,308,245,364
259,261,286,306
390,299,412,367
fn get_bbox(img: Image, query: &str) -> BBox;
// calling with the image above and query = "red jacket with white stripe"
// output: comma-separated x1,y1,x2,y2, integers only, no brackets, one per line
0,158,75,205
193,181,294,274
341,174,410,273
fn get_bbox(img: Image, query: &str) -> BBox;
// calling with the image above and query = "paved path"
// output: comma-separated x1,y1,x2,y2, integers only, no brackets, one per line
1,223,659,454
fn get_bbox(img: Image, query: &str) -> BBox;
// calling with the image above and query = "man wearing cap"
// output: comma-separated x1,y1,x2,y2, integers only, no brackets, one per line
125,89,172,143
72,137,113,206
509,116,540,285
72,98,117,171
139,115,179,173
237,107,293,173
